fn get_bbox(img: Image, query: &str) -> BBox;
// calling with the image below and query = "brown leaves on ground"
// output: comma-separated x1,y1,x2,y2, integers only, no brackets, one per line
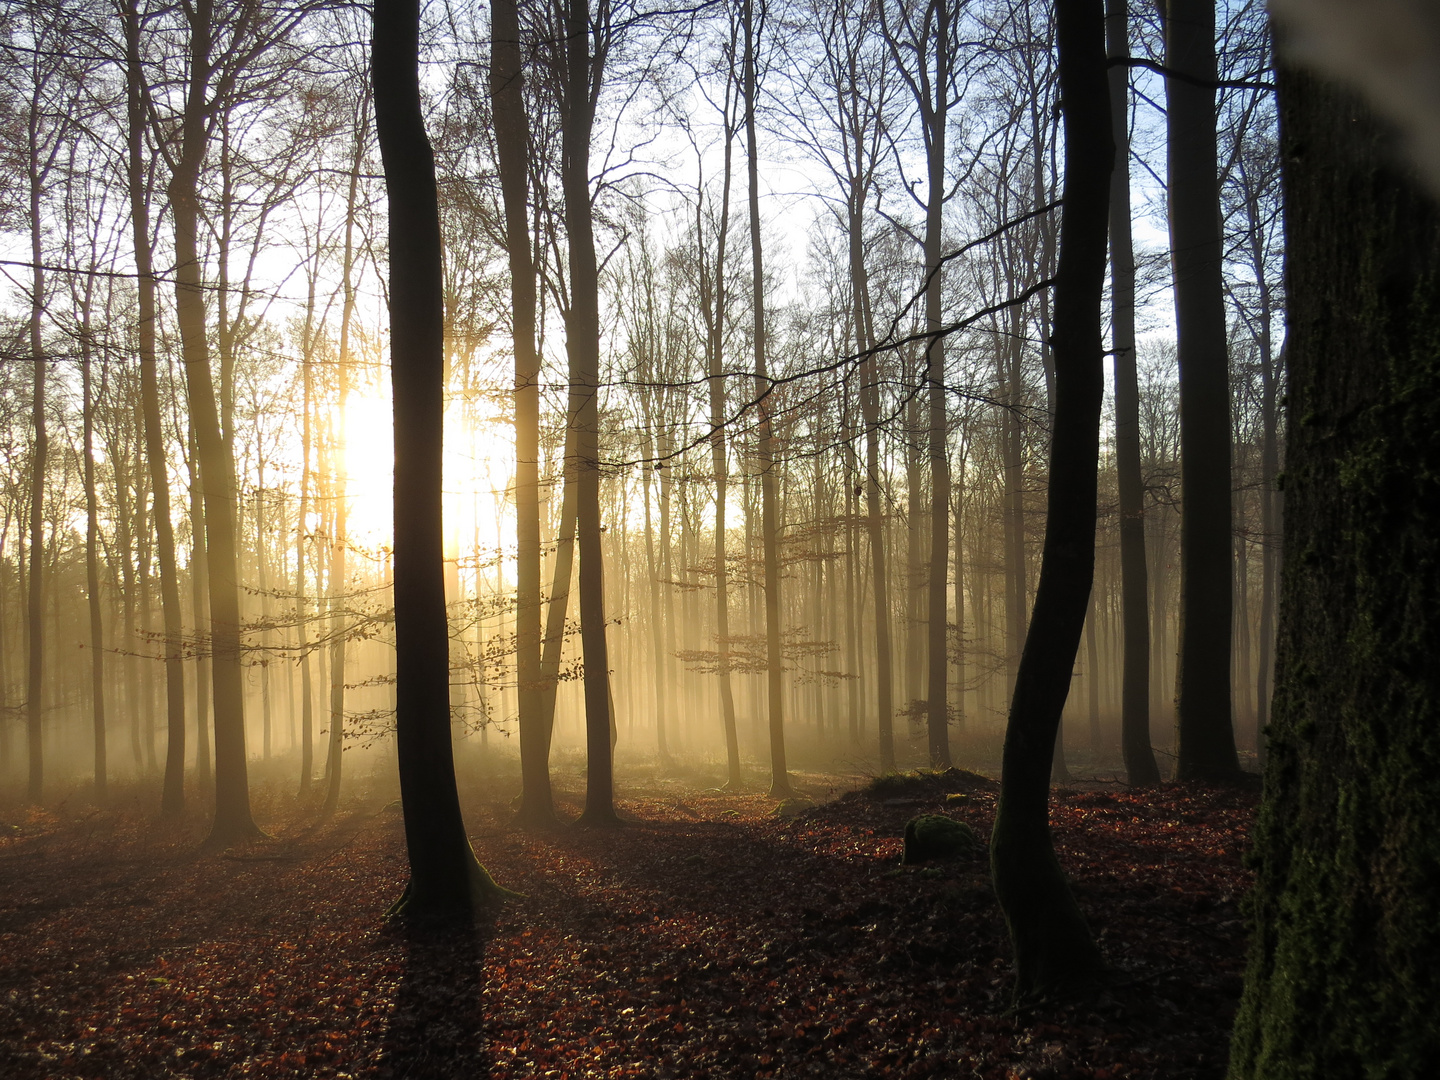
0,770,1255,1079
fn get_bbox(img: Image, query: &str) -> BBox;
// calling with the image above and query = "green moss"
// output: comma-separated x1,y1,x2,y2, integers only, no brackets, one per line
772,796,816,819
902,814,977,864
865,767,994,801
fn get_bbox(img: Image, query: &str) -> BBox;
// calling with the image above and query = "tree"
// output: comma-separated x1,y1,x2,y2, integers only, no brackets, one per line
989,0,1109,1002
881,0,962,770
557,0,621,824
166,0,279,843
1163,0,1239,781
374,0,513,918
492,0,555,825
122,0,189,816
741,0,792,800
1227,61,1440,1078
1106,0,1160,785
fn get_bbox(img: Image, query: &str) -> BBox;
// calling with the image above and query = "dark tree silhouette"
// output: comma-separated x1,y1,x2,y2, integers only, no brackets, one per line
989,0,1109,1003
374,0,514,918
1106,0,1160,786
1164,0,1239,781
1228,61,1440,1078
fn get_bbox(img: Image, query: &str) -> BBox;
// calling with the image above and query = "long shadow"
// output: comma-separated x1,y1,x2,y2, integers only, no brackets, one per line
377,918,493,1079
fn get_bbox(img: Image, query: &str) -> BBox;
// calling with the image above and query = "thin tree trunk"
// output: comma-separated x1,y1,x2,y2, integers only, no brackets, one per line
26,125,46,804
559,0,618,824
492,0,553,824
1106,0,1162,781
742,0,791,799
82,307,107,801
990,0,1110,1002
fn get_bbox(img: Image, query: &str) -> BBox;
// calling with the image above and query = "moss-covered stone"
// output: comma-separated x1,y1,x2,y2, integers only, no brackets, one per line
772,796,816,819
902,814,977,864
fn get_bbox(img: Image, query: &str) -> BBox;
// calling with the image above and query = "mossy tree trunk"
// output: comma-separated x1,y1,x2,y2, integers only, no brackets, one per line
1228,63,1440,1078
989,0,1109,1004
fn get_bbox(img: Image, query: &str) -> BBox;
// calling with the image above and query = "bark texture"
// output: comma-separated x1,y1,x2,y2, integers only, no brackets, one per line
1228,64,1440,1079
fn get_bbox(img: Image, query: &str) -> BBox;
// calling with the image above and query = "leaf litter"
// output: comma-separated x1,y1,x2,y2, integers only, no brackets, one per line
0,770,1255,1079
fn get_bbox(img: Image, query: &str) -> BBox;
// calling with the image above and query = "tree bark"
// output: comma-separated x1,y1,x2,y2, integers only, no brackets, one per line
492,0,554,825
1106,0,1161,785
375,0,512,917
1164,0,1239,780
742,0,791,799
1228,62,1440,1078
558,0,619,825
990,0,1110,1002
169,0,259,844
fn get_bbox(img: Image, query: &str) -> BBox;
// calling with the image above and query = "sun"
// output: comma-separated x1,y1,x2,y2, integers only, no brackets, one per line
334,388,517,589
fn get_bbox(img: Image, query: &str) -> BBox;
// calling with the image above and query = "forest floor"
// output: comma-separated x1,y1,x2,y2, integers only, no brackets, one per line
0,761,1256,1079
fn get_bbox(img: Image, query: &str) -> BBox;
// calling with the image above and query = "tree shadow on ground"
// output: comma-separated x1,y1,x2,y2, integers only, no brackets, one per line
376,920,492,1079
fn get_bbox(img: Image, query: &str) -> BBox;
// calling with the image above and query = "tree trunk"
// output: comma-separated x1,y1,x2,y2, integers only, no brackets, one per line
742,0,791,799
125,0,187,813
1164,0,1239,780
375,0,512,918
990,0,1109,1002
26,122,46,805
82,308,107,802
852,193,894,772
322,102,367,818
1228,62,1440,1078
705,153,742,786
187,419,212,789
1107,0,1161,786
559,0,619,825
492,0,553,825
170,0,258,844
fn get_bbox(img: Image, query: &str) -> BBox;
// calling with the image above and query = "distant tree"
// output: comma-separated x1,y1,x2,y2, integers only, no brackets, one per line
881,0,963,770
989,0,1109,1002
374,0,513,918
1227,62,1440,1078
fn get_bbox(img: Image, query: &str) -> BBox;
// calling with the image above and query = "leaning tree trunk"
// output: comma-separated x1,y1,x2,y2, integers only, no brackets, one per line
375,0,513,918
1106,0,1160,785
491,0,553,825
989,0,1110,1003
1227,62,1440,1079
1164,0,1239,780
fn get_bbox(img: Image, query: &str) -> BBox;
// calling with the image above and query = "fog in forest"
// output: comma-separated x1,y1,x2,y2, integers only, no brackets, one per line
0,0,1278,804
